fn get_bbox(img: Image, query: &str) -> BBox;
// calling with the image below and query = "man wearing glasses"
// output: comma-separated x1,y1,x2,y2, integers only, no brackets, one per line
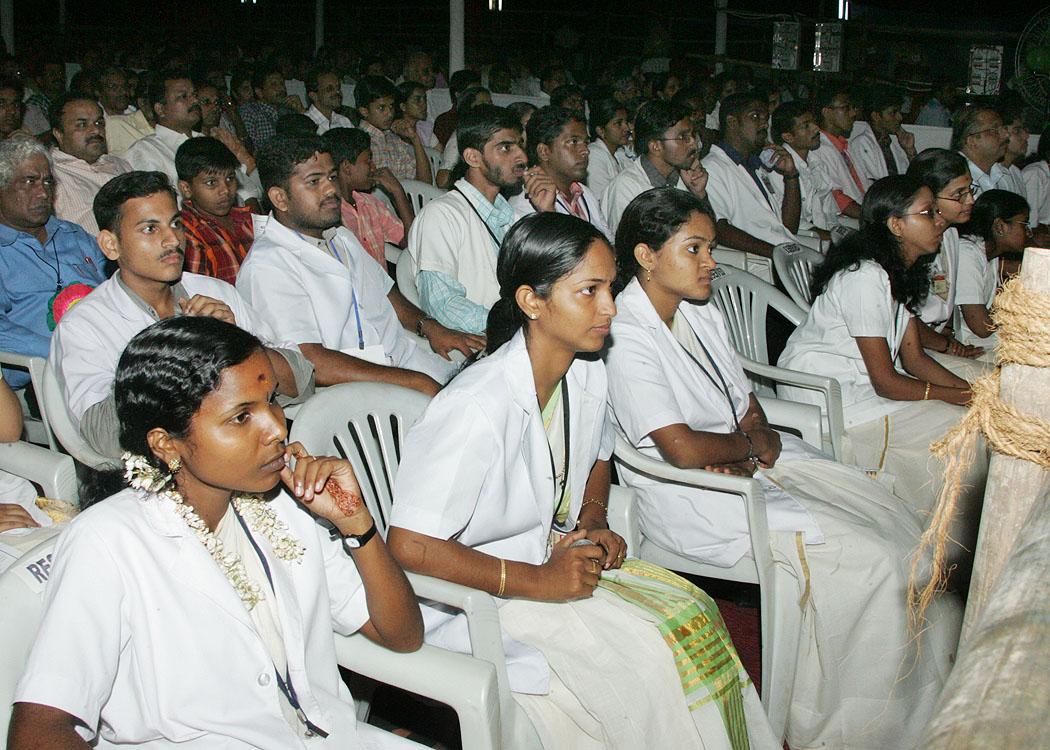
952,106,1014,198
702,92,802,265
807,88,865,222
600,100,709,235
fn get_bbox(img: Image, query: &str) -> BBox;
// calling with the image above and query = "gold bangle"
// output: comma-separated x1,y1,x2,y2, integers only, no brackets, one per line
497,558,507,597
581,497,608,511
922,381,931,400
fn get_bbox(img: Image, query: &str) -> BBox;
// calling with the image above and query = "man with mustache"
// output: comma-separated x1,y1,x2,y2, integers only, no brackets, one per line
405,104,528,336
49,170,312,458
50,93,133,235
236,137,454,396
701,91,802,259
600,100,710,236
0,138,106,390
124,70,262,207
508,105,612,240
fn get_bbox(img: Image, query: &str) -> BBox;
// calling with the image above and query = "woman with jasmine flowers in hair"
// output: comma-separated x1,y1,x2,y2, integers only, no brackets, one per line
8,316,423,749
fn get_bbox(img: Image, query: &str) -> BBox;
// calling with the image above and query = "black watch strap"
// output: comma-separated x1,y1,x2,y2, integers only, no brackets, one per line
342,520,378,549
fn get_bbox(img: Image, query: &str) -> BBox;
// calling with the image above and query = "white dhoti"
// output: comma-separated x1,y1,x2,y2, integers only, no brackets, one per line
762,458,962,749
927,350,996,379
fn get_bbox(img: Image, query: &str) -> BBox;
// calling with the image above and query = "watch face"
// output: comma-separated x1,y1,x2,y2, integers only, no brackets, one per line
343,536,362,550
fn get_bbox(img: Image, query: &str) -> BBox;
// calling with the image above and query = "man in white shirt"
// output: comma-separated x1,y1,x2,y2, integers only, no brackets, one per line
509,105,611,239
998,104,1029,198
954,105,1012,198
767,100,836,240
401,52,437,90
406,104,528,336
49,93,133,235
601,100,709,236
304,68,353,135
237,136,455,396
50,171,312,458
849,86,916,188
124,70,261,206
701,91,801,258
806,87,865,221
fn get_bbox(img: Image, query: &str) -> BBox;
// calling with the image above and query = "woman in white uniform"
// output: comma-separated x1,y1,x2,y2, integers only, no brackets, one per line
779,176,988,552
906,149,991,370
585,98,633,198
388,213,777,750
9,317,423,749
955,189,1030,348
605,187,961,750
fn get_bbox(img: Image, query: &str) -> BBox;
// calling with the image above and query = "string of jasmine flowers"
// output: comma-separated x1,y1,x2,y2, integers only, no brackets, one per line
123,452,305,611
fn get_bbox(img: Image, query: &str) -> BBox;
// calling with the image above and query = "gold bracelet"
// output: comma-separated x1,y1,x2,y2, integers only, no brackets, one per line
922,381,931,400
497,558,507,597
581,497,608,511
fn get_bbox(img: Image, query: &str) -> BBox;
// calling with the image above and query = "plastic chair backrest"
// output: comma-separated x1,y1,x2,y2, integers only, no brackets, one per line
424,147,442,184
401,179,447,214
709,266,805,365
40,362,119,470
0,352,55,450
288,382,432,534
772,243,825,311
0,536,58,745
396,251,421,307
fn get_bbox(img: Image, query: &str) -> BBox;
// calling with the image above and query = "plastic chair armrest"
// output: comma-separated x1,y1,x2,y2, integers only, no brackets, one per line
0,441,77,501
756,396,824,451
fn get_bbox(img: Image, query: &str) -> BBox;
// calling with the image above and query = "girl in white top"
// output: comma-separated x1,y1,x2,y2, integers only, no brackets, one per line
389,213,777,750
907,149,991,371
955,189,1030,348
10,317,423,749
779,176,988,550
585,98,633,198
605,187,961,750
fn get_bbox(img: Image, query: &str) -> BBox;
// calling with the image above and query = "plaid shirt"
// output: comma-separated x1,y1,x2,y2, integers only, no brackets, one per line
360,121,416,180
237,102,287,149
340,192,404,268
180,203,255,284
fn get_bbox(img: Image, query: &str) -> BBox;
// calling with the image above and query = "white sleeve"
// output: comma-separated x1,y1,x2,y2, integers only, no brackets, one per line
389,392,497,540
50,312,117,423
440,136,459,171
585,145,617,198
1022,165,1050,227
954,239,988,306
236,258,326,345
14,522,127,736
407,201,467,277
837,265,897,338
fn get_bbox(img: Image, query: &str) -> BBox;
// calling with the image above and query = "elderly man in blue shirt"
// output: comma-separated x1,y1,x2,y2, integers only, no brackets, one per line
0,137,107,387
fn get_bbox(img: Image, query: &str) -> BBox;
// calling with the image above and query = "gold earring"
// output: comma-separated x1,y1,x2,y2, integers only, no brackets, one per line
645,267,652,282
529,313,538,320
168,457,182,474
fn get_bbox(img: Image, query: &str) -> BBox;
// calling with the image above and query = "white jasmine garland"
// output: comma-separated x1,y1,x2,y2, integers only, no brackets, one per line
123,452,305,611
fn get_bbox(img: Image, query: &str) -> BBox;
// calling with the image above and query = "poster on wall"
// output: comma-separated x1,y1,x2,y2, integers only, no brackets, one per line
967,45,1004,96
813,23,843,73
772,21,801,70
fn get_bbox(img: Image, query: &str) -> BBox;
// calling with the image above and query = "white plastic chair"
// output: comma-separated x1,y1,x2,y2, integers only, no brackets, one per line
709,266,844,458
0,352,55,450
612,430,797,743
0,441,77,501
396,250,421,307
772,243,825,311
424,146,442,184
400,178,447,214
290,381,544,749
40,362,119,471
383,241,402,266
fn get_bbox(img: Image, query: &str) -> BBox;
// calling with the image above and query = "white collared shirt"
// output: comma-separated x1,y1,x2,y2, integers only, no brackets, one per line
305,105,353,135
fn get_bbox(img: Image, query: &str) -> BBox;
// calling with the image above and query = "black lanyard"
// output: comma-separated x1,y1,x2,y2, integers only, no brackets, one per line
233,508,330,739
673,317,744,433
452,185,503,250
545,376,572,531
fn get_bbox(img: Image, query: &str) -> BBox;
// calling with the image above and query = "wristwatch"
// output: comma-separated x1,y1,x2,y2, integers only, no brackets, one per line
341,520,378,550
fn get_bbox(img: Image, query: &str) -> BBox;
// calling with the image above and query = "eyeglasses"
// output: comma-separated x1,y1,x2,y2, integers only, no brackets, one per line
658,132,697,143
968,125,1006,138
827,102,856,111
902,208,940,220
936,185,976,202
1004,219,1033,235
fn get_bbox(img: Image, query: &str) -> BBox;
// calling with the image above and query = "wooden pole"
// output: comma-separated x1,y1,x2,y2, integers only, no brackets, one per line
922,246,1050,748
961,246,1050,639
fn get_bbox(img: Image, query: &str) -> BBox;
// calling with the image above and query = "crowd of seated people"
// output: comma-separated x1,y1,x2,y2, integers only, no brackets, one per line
1,36,1047,750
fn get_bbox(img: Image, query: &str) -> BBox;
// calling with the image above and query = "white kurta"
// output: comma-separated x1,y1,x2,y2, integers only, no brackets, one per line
585,139,630,199
805,131,864,211
1021,159,1050,228
507,181,612,241
49,271,301,424
390,330,774,750
778,262,988,521
123,125,262,204
404,185,501,316
848,120,910,189
605,279,962,750
764,143,837,234
14,488,413,749
954,234,1000,348
237,215,455,384
702,144,797,247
